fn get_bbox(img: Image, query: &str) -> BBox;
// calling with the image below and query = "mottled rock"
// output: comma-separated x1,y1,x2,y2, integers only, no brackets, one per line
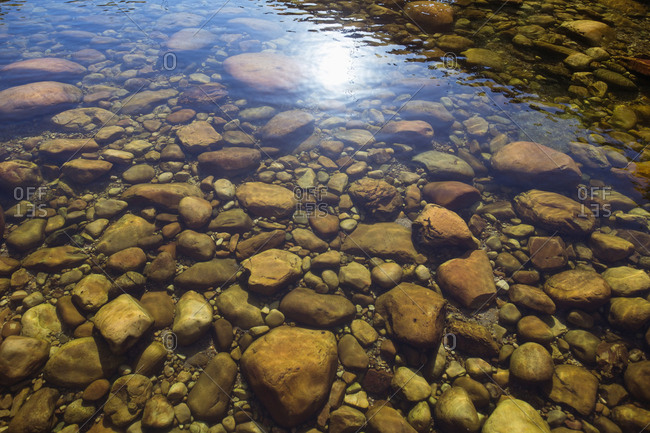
96,214,155,255
62,159,113,183
172,290,212,345
509,342,554,383
544,364,598,415
104,374,152,427
482,398,551,433
341,223,418,262
0,336,50,385
215,284,264,329
414,204,477,249
7,388,59,433
422,181,480,210
174,258,238,289
412,150,474,181
198,147,262,175
514,190,596,236
544,269,611,310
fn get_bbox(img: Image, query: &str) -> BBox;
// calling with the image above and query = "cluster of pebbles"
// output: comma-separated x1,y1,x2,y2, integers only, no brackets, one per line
0,0,649,433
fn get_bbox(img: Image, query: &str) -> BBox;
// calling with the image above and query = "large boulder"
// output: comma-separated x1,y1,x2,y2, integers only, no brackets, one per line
240,326,338,427
0,81,82,119
514,189,596,236
544,364,598,415
375,283,445,348
491,141,582,188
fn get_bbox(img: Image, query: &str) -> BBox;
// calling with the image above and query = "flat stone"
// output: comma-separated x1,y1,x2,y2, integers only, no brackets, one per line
176,121,222,153
6,388,60,433
403,1,454,32
422,181,480,210
122,183,203,210
491,141,582,188
341,223,418,262
104,374,152,427
120,88,178,115
280,287,355,328
514,189,596,236
44,337,122,388
223,52,305,92
165,28,216,51
544,269,611,310
236,182,297,218
259,110,315,144
39,138,100,160
544,364,598,415
482,398,551,433
0,81,83,119
71,274,113,312
602,266,650,296
174,258,238,289
242,249,302,295
412,150,474,181
414,204,477,249
62,159,113,183
22,245,87,272
199,147,261,175
96,214,155,255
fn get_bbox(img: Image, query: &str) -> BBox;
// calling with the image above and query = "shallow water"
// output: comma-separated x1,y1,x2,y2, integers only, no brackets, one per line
0,0,649,432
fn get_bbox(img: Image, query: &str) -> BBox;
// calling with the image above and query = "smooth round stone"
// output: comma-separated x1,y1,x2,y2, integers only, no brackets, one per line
509,342,554,382
122,164,155,184
340,219,358,232
499,303,522,325
178,196,212,229
517,316,554,344
371,262,403,289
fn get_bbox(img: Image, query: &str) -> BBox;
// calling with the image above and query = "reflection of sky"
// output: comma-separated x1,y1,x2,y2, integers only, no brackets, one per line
0,0,643,185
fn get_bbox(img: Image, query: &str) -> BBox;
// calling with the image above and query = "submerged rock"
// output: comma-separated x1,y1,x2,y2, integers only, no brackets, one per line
491,141,582,188
341,223,418,262
514,190,596,236
1,57,86,82
0,81,82,119
240,326,338,427
223,52,305,92
375,283,445,348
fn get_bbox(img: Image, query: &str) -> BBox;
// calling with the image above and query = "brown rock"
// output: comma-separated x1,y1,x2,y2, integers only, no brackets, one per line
62,159,113,183
514,189,596,236
242,248,302,295
403,1,454,32
413,204,477,249
529,236,567,271
259,110,315,144
544,269,611,310
176,121,222,153
341,223,418,262
348,178,403,221
106,247,146,273
236,182,297,218
198,147,261,175
379,120,434,144
39,138,100,161
240,326,338,427
122,183,204,210
7,388,59,433
223,52,305,92
0,160,43,190
422,181,480,210
375,283,445,349
0,81,83,119
437,249,497,309
544,364,598,415
235,229,285,260
1,57,86,82
491,141,582,188
508,284,556,314
0,336,50,385
279,287,355,328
